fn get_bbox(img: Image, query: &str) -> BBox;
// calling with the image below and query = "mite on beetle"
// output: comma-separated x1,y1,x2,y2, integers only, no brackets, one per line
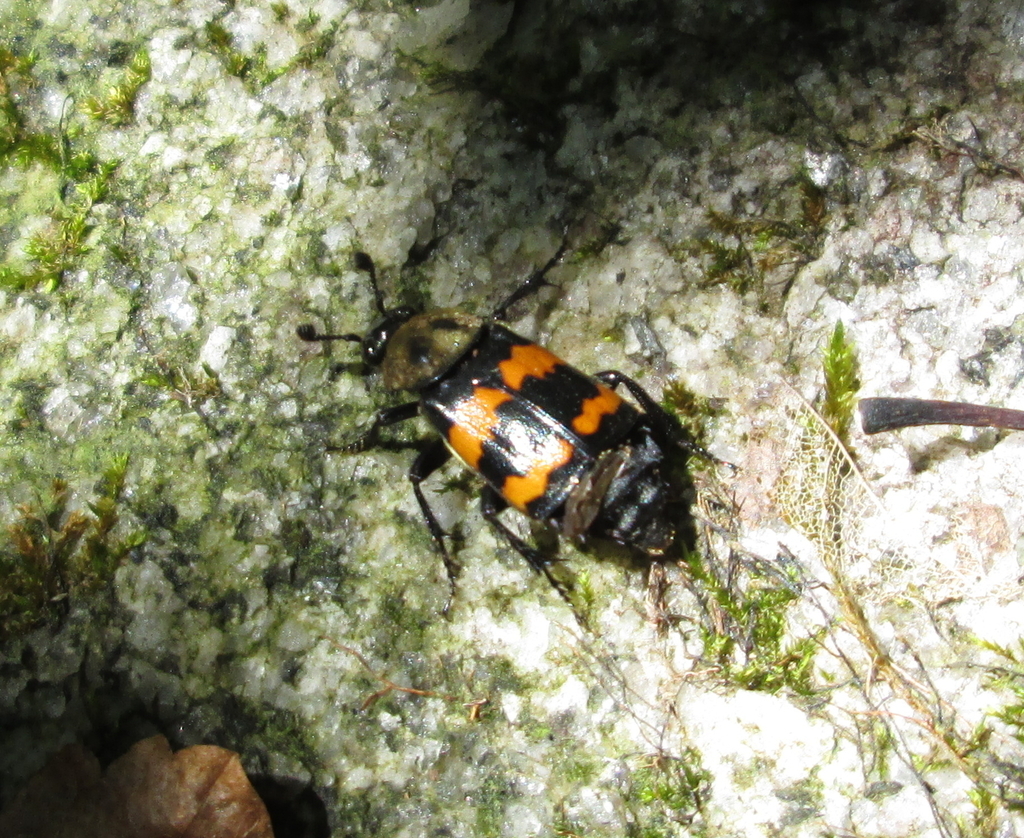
298,243,704,612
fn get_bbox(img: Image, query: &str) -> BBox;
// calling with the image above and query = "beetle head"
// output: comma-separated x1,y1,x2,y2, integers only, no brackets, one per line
361,306,417,367
299,252,485,391
354,252,483,391
380,309,483,391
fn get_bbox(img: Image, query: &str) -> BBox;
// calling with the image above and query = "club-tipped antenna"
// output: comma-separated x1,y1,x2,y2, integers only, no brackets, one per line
491,238,569,322
296,323,362,343
354,251,390,317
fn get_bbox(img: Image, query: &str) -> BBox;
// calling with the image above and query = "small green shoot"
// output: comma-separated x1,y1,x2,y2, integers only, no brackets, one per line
820,322,860,443
684,550,820,696
632,750,710,825
680,195,827,299
294,24,337,68
140,360,223,411
572,567,596,619
661,381,725,451
1,44,125,291
0,456,147,642
204,22,285,89
1,47,99,177
0,47,61,170
963,784,1001,837
2,44,102,175
980,638,1024,745
205,21,253,78
295,10,322,34
6,131,64,170
0,46,36,80
0,161,117,291
81,50,151,126
693,233,754,294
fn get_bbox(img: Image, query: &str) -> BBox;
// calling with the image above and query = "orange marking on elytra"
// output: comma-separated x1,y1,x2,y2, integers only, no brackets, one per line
498,343,564,389
572,385,624,435
447,388,512,469
502,436,574,512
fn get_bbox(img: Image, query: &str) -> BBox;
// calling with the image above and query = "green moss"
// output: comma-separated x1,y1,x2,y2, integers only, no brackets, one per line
202,16,334,90
204,21,250,78
0,46,103,178
661,382,726,448
820,321,860,444
689,231,756,294
81,50,151,126
560,753,599,786
205,22,276,88
8,177,108,292
776,775,824,826
963,784,1002,838
572,568,596,620
0,47,43,162
294,23,337,68
139,361,223,413
0,455,147,642
630,749,710,827
0,41,124,291
474,772,515,836
674,182,827,303
987,664,1024,739
683,550,821,696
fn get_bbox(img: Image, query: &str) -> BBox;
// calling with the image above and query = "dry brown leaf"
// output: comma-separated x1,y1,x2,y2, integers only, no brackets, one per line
0,735,273,838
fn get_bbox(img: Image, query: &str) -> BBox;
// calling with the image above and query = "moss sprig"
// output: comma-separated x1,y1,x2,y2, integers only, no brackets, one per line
0,160,118,291
820,321,860,443
81,50,151,126
0,455,147,641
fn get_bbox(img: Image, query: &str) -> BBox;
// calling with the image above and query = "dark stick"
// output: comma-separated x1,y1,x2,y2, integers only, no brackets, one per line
859,397,1024,434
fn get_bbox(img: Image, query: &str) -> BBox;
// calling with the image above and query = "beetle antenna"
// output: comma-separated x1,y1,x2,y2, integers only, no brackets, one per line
491,238,568,322
296,324,363,343
354,251,390,317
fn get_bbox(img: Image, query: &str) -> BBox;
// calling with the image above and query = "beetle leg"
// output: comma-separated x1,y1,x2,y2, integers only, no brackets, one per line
335,406,461,613
479,486,572,606
593,370,727,465
408,438,460,615
329,401,419,454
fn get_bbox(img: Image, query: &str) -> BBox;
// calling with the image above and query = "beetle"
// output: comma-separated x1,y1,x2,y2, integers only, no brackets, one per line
298,243,705,611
